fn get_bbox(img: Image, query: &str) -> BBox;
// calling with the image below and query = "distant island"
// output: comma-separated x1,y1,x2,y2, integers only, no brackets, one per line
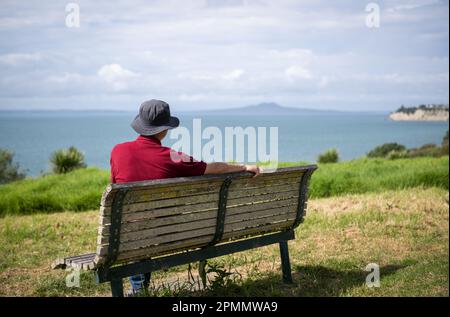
189,102,342,115
389,104,449,121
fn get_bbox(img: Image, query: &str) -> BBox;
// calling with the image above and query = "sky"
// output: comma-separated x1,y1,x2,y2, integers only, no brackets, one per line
0,0,448,112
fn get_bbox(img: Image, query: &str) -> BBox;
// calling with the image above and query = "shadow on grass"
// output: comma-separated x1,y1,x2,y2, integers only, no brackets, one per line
194,264,407,297
33,263,407,297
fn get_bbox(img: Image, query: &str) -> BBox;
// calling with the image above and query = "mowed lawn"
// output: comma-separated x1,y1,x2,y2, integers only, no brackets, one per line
0,187,448,297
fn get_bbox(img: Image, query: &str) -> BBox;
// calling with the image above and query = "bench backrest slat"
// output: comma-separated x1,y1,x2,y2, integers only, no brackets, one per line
94,166,317,267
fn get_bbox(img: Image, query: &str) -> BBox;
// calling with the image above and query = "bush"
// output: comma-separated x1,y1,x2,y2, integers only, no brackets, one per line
387,150,408,160
0,149,26,184
367,143,406,158
407,144,443,158
443,130,449,147
317,148,339,163
442,130,449,155
50,146,87,174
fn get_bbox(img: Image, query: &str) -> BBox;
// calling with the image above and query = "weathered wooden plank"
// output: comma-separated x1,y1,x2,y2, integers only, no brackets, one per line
98,217,216,245
98,192,298,244
97,228,215,256
97,209,295,254
109,220,295,263
99,200,217,225
221,219,295,241
98,205,295,244
113,236,213,263
103,174,301,207
100,195,298,227
100,182,299,217
226,206,296,224
98,190,298,240
224,213,294,232
101,175,301,210
100,198,298,234
108,165,310,192
227,190,298,207
92,165,317,265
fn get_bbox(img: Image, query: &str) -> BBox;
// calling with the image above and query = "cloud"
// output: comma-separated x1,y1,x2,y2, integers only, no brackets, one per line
285,66,313,80
97,64,139,91
0,53,42,66
222,69,245,80
386,0,441,12
0,0,448,111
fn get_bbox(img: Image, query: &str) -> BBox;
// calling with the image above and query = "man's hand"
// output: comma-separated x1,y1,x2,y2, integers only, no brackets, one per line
244,164,261,177
204,162,261,176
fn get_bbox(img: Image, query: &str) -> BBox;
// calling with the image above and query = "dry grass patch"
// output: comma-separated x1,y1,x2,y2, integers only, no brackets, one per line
0,187,448,296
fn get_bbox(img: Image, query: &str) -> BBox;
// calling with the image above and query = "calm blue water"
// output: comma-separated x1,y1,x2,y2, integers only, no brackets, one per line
0,111,448,176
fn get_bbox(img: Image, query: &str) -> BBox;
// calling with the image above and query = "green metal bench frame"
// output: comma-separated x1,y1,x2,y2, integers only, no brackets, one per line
53,165,317,297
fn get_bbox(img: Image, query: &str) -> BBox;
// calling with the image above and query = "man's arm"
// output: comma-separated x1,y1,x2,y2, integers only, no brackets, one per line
204,162,261,176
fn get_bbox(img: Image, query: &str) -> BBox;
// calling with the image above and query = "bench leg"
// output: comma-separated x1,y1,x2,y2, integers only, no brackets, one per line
110,278,124,297
279,241,293,284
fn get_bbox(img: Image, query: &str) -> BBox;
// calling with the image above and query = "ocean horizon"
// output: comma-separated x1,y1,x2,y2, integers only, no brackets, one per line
0,110,447,177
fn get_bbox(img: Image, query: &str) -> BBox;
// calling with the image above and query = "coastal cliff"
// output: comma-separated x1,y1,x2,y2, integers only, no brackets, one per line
389,105,449,121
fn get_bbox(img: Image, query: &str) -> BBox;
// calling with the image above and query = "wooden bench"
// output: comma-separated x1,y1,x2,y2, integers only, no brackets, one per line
52,165,317,296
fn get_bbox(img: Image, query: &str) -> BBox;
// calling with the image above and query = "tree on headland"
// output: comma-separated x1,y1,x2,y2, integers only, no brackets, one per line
0,149,26,184
367,143,406,158
395,104,449,114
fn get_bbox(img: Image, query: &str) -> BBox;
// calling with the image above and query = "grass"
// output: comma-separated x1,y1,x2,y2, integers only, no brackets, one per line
0,156,448,216
0,187,448,296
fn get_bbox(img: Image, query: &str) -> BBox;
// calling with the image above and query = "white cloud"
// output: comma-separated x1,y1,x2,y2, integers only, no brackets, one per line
98,64,137,82
0,53,42,66
97,64,139,91
0,0,448,110
222,69,245,80
386,0,441,12
285,65,313,80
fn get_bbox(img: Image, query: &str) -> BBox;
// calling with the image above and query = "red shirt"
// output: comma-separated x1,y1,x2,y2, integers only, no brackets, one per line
110,135,207,184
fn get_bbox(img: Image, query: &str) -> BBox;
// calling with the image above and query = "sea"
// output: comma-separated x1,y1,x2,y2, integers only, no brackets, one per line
0,111,448,177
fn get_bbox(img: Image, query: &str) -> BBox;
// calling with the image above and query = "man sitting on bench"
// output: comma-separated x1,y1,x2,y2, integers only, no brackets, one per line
110,99,260,295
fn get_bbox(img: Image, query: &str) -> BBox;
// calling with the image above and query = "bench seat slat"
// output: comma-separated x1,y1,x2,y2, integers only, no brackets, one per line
97,205,296,244
100,199,298,235
97,189,298,242
99,197,298,229
97,212,296,256
111,220,296,264
51,253,96,270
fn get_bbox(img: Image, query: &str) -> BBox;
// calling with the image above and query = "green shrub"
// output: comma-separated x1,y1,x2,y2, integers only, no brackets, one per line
50,146,87,174
407,144,443,158
317,149,339,163
387,150,408,160
367,143,406,158
0,149,26,184
442,130,449,155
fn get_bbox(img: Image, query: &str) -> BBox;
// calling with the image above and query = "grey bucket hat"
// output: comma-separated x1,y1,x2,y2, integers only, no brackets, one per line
131,100,180,136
